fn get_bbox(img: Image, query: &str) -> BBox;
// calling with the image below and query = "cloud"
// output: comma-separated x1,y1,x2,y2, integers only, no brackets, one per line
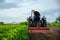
0,0,22,9
40,9,60,22
0,0,4,2
40,8,60,15
0,0,59,9
17,0,60,12
0,8,30,23
0,3,18,9
6,0,23,3
0,0,60,23
0,8,60,23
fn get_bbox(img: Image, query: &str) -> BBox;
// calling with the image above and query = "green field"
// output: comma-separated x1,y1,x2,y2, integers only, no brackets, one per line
0,22,60,40
47,22,60,27
0,24,29,40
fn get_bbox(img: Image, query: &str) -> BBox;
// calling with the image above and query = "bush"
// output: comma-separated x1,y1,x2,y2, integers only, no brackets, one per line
19,22,27,25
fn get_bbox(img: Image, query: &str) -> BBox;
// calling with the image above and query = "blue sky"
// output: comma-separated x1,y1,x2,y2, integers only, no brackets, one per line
0,0,60,23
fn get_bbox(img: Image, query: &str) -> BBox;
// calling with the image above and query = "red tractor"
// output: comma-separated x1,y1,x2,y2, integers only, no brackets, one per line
28,16,49,33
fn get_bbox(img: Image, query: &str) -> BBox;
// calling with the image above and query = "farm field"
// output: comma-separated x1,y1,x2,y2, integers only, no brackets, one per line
0,24,29,40
0,22,60,40
29,22,60,40
29,27,60,40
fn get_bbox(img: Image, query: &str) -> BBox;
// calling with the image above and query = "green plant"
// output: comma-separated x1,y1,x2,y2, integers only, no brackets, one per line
0,24,29,40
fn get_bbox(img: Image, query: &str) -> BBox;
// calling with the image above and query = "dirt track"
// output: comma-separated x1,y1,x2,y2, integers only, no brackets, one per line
29,27,60,40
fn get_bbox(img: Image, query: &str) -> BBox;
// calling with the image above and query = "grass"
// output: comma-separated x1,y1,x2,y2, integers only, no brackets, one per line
47,22,60,27
0,24,29,40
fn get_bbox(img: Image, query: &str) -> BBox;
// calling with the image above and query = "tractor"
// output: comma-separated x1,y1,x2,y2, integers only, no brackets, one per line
27,16,49,33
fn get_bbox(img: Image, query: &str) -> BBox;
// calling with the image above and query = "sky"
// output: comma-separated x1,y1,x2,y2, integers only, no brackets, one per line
0,0,60,23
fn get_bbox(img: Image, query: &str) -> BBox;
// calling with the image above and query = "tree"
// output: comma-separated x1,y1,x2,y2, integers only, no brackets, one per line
55,16,60,23
0,22,4,25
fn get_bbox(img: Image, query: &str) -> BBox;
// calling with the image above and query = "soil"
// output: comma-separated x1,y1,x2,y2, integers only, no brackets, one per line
29,27,60,40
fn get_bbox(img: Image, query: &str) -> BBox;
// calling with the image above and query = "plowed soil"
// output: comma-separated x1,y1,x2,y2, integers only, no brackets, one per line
29,27,60,40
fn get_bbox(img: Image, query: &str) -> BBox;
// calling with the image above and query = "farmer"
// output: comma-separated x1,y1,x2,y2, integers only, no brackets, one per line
41,16,47,27
32,10,40,27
